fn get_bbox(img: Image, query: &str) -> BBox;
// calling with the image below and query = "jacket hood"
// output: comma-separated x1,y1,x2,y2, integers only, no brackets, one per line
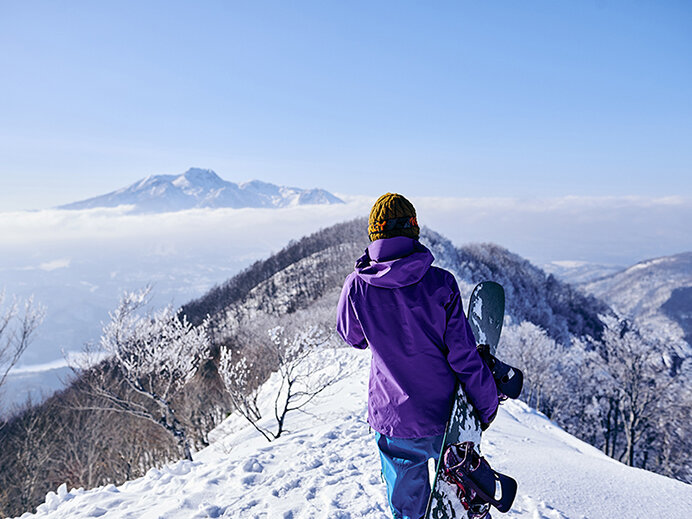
355,236,434,288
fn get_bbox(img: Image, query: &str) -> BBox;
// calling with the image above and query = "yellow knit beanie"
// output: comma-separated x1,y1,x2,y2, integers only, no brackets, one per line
368,193,419,241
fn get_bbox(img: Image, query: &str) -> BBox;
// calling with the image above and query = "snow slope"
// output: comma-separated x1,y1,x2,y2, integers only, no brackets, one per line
15,348,692,519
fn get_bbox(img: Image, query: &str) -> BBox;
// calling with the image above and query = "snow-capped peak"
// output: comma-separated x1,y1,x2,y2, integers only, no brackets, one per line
58,169,343,213
172,168,225,188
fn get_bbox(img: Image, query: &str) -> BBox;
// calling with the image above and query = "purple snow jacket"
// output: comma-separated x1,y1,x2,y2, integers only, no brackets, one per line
336,236,499,439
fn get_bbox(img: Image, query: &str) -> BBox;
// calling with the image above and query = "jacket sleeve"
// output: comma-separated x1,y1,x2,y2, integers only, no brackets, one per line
444,278,499,424
336,274,368,350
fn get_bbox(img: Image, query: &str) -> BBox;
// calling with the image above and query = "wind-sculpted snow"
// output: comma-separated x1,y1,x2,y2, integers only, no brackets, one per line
17,348,692,519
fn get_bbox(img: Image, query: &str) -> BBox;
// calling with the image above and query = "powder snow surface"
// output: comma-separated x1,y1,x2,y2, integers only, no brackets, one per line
15,348,692,519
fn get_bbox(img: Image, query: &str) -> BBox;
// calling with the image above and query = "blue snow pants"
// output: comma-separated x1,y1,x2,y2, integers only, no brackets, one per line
375,431,445,519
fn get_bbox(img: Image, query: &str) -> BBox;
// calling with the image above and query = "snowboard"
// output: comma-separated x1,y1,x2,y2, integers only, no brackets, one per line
425,281,505,519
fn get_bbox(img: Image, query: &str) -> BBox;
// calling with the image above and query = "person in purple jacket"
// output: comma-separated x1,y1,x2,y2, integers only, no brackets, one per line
336,193,499,519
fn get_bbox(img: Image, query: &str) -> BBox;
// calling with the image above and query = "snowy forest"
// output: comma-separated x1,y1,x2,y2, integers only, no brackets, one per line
0,218,691,517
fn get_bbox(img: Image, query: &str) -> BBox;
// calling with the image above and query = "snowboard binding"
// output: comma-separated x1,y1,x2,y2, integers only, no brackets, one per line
440,441,517,518
477,344,523,400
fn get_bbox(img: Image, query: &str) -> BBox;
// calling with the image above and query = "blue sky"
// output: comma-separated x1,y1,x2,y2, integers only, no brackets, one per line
0,0,691,210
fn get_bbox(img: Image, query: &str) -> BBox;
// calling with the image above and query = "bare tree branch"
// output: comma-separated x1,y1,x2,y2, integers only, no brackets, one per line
218,322,352,441
72,287,210,461
0,292,45,411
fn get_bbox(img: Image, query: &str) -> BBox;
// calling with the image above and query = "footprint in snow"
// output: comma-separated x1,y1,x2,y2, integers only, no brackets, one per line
241,474,258,486
303,457,323,469
516,494,568,518
242,458,264,473
271,478,302,497
324,476,342,486
327,452,342,463
305,486,317,500
321,430,339,440
238,499,260,512
193,504,225,518
347,462,360,474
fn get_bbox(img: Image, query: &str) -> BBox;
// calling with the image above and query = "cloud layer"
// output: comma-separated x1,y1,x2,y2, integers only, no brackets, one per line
412,195,692,265
1,195,690,266
0,195,689,368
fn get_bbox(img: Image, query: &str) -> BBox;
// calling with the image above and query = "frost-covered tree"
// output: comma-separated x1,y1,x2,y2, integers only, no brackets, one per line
601,319,666,467
219,323,349,441
81,288,210,461
498,321,566,417
567,316,685,472
569,347,617,455
219,352,263,425
0,291,44,416
647,373,692,481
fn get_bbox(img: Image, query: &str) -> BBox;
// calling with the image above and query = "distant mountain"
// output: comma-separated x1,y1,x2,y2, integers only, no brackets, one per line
585,252,692,316
584,252,692,369
542,260,625,285
58,168,344,212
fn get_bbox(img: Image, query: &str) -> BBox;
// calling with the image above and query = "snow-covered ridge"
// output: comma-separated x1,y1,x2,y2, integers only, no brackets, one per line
57,168,344,213
584,251,692,361
625,257,670,273
18,347,692,519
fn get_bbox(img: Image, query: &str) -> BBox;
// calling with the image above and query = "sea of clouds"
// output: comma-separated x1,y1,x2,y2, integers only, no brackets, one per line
413,194,692,265
1,195,690,411
1,194,690,367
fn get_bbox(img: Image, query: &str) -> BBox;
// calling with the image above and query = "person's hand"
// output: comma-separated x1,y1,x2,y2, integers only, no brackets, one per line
476,343,491,358
480,408,498,431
